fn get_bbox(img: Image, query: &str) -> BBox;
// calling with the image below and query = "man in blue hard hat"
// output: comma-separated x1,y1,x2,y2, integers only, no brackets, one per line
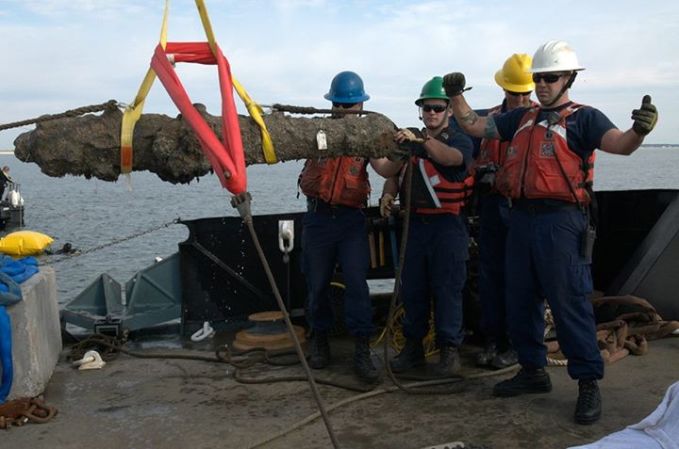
299,71,402,383
444,40,658,424
380,76,474,377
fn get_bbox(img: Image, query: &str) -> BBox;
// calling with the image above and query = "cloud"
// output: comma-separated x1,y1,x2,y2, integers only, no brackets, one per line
16,0,150,18
1,0,678,149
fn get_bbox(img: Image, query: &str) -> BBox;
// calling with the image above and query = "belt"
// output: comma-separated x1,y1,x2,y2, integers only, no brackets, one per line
409,213,456,224
306,197,358,212
511,198,579,212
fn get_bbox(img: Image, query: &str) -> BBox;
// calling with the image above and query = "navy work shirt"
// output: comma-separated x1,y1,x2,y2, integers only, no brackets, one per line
434,126,474,182
493,102,617,159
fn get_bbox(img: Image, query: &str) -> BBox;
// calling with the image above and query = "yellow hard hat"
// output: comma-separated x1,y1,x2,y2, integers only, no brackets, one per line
494,53,535,92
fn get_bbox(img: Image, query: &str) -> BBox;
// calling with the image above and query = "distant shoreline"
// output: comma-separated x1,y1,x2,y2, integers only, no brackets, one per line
0,144,677,156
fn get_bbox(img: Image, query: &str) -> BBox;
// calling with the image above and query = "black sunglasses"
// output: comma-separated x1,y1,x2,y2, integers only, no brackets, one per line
506,90,532,97
332,102,358,109
532,73,563,84
421,104,448,113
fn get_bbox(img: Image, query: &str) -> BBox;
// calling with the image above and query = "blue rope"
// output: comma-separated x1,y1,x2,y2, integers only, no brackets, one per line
0,306,12,403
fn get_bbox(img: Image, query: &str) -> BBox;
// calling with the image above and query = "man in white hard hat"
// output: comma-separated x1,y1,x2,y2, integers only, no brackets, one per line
472,53,537,371
442,40,658,425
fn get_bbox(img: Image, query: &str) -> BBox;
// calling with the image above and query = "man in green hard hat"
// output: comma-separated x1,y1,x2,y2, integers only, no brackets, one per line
380,76,474,377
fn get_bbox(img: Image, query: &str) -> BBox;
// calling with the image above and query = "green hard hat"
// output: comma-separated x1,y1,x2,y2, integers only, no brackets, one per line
415,76,449,106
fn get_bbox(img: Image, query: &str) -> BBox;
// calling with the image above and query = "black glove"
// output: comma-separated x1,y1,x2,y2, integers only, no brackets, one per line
632,95,658,136
442,72,469,97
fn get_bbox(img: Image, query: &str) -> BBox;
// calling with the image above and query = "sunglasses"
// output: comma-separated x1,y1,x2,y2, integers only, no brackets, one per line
532,73,563,84
421,104,448,113
332,102,358,109
506,90,532,97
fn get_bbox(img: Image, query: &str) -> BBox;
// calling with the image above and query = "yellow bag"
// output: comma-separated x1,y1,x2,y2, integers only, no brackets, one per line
0,230,54,256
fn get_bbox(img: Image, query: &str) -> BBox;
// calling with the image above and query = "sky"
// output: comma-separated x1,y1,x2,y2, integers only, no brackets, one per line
1,0,678,150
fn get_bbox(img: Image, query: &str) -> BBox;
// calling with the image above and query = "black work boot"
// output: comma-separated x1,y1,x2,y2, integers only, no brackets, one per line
354,337,379,383
389,339,425,373
490,348,518,369
309,332,330,369
493,367,552,397
575,379,602,425
476,340,497,367
433,344,462,377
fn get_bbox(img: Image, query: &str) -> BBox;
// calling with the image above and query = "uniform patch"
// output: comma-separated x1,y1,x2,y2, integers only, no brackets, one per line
540,142,555,157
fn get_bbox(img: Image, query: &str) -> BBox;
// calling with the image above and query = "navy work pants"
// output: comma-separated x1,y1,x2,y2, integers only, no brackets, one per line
401,213,468,347
302,204,374,337
505,205,604,380
478,193,511,342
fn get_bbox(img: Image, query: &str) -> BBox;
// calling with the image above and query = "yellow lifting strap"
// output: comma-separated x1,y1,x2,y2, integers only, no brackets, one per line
120,0,277,174
196,0,277,164
232,78,277,164
119,0,169,174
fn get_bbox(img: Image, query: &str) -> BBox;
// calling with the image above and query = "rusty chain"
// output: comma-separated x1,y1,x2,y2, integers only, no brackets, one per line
270,103,378,115
47,218,180,265
0,100,120,132
0,397,58,429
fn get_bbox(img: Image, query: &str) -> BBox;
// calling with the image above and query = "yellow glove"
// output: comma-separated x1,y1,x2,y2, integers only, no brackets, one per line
395,128,425,144
380,193,395,217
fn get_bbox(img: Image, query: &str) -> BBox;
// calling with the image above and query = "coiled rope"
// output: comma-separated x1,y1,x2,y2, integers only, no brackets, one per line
230,192,342,449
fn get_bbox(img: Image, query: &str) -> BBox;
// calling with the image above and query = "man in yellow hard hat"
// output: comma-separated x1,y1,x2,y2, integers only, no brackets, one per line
443,40,658,425
474,54,536,370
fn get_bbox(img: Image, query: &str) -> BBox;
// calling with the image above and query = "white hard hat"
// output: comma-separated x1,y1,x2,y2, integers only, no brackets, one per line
531,40,585,73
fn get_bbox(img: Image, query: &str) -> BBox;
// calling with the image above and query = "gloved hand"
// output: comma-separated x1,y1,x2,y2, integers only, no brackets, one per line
632,95,658,136
390,128,424,161
395,128,425,144
380,193,395,217
442,72,470,97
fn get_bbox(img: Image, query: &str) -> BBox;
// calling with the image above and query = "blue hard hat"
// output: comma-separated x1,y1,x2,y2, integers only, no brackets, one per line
324,71,370,103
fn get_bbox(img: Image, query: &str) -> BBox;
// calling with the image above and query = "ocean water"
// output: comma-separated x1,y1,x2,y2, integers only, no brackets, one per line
2,145,679,306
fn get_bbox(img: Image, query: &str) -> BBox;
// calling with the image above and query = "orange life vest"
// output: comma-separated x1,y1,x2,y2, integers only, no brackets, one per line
476,105,507,169
299,156,370,208
475,101,539,170
496,103,595,205
401,144,474,215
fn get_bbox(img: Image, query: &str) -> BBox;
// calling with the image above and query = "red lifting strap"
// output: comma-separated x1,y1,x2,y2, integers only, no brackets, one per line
151,41,246,194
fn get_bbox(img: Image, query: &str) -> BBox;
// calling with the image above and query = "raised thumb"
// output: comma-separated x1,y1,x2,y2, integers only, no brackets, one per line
642,95,652,106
